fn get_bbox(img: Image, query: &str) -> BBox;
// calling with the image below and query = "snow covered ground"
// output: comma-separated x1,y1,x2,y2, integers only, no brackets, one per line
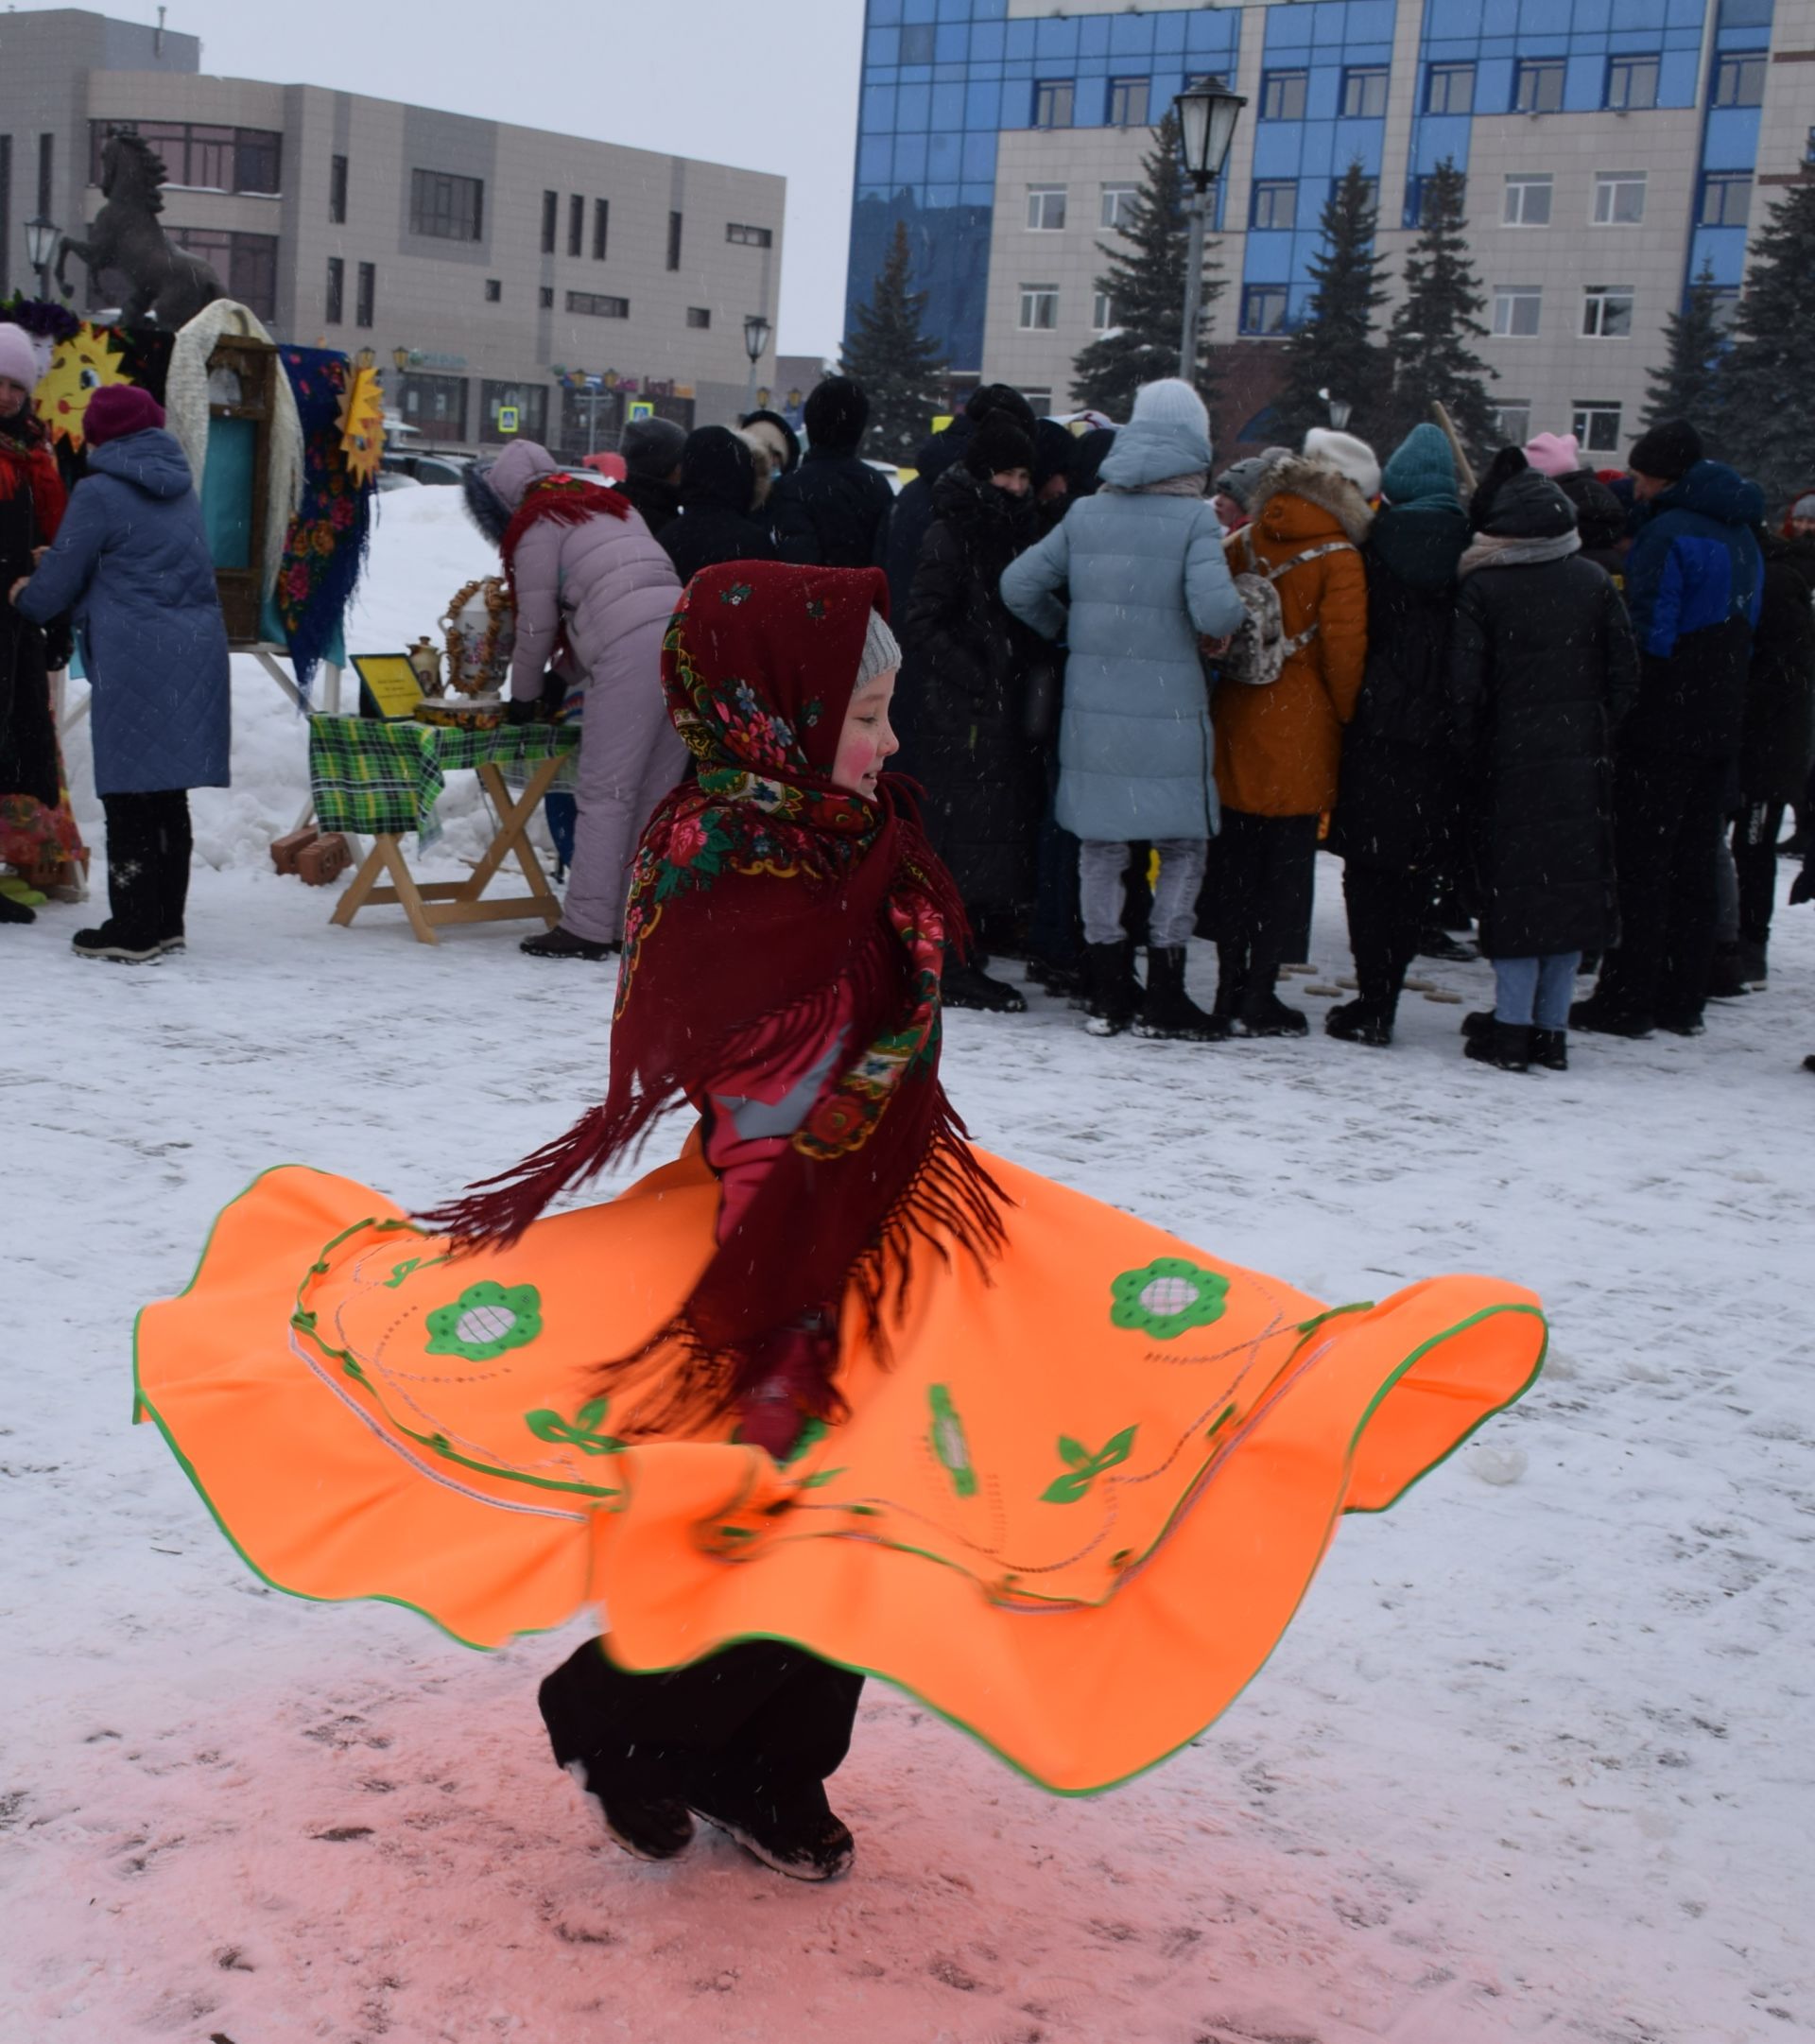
3,491,1811,2043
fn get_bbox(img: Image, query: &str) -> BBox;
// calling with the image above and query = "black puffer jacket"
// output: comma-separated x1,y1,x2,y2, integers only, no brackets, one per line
884,419,968,622
1328,501,1469,874
621,469,683,540
769,444,896,570
1450,461,1640,958
0,426,62,816
1742,530,1815,804
658,426,776,585
901,464,1048,909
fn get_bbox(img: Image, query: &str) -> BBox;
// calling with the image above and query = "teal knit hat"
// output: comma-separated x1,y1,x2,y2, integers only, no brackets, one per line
1380,423,1460,507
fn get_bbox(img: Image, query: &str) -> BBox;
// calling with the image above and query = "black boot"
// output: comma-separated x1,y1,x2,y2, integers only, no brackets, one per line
1237,969,1307,1038
1325,998,1392,1047
1134,946,1226,1041
0,892,35,925
942,957,1027,1013
537,1654,695,1863
1707,944,1750,999
1082,940,1139,1037
1464,1020,1534,1072
1530,1028,1568,1071
521,925,619,961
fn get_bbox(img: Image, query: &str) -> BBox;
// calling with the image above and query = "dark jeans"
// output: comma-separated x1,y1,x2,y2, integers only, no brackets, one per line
541,1637,863,1827
1197,809,1319,1013
102,789,192,944
1732,801,1785,948
1341,863,1430,1020
1595,753,1726,1027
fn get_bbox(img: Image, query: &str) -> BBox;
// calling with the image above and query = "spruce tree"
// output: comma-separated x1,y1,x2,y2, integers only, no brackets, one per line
1272,162,1389,446
1381,159,1497,462
839,218,948,467
1643,263,1727,435
1715,173,1815,502
1071,111,1222,417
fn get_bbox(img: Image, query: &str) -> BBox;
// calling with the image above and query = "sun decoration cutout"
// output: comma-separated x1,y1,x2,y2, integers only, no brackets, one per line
336,363,386,487
34,324,130,448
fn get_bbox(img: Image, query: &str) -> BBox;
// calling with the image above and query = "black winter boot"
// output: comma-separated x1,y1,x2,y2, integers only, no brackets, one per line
537,1655,695,1863
521,925,619,961
1531,1028,1568,1071
1082,940,1139,1036
1134,946,1227,1042
942,957,1027,1013
1325,998,1392,1047
1237,970,1307,1038
1464,1020,1534,1072
0,892,35,925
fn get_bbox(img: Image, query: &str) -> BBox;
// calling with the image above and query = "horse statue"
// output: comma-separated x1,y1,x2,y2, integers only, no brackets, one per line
54,129,225,329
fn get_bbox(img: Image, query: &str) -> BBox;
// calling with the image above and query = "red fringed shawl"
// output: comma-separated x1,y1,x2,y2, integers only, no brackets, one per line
0,413,67,543
422,563,1007,1432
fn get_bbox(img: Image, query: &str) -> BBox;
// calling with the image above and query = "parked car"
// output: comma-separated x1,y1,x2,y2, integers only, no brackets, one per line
381,449,471,487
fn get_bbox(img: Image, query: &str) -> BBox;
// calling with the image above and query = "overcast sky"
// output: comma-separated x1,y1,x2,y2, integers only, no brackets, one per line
44,0,863,358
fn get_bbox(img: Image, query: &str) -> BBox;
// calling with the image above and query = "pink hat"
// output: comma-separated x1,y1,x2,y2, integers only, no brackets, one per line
81,383,165,447
1523,431,1581,478
0,321,42,391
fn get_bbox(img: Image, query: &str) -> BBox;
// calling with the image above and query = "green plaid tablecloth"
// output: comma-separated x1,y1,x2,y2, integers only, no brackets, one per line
308,717,579,845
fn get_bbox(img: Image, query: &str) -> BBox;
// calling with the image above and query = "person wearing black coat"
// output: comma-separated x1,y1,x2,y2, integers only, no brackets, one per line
1555,468,1631,581
883,383,1037,623
618,414,687,539
658,426,777,585
1449,448,1638,1072
901,411,1049,1011
768,377,895,570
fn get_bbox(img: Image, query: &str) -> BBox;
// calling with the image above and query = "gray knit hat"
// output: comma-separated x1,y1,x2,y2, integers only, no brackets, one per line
1213,455,1268,510
1792,494,1815,521
855,605,901,690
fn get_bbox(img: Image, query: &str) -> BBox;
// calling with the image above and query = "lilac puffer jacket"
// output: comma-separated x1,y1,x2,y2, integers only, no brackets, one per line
487,440,681,702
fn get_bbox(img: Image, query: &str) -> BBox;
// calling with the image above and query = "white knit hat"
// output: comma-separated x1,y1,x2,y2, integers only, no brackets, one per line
1303,426,1382,501
0,321,43,391
856,605,901,689
1130,377,1211,439
1792,494,1815,522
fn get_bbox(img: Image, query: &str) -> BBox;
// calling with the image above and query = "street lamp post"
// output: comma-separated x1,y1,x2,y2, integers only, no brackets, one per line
23,215,60,303
1172,79,1246,384
1318,387,1353,431
742,311,771,413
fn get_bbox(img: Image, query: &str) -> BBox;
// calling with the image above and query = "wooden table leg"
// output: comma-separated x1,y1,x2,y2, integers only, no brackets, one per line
377,835,441,944
471,760,564,927
330,834,394,927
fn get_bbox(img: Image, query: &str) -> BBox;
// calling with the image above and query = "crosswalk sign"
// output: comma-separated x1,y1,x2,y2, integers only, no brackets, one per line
497,405,520,433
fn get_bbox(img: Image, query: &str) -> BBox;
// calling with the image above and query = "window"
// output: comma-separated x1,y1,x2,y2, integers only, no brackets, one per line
1252,180,1297,230
567,290,629,318
329,153,347,224
1493,286,1542,337
1699,171,1752,226
1100,184,1138,230
1606,56,1660,110
1594,171,1647,223
1492,401,1532,444
484,278,501,303
1108,78,1150,127
568,193,584,257
1573,402,1622,452
1712,54,1766,106
409,167,483,241
1582,285,1634,338
541,190,558,254
668,212,683,270
593,199,609,261
1240,285,1290,336
1403,173,1464,227
1341,67,1389,118
899,22,935,63
480,381,548,447
1513,60,1565,113
324,256,343,324
355,260,374,328
1092,291,1116,332
1033,79,1074,128
1026,185,1067,231
539,285,554,308
686,306,711,329
1504,173,1553,225
90,120,281,197
167,226,279,321
1426,62,1475,113
1260,70,1308,121
726,222,772,247
1018,284,1058,331
400,372,467,445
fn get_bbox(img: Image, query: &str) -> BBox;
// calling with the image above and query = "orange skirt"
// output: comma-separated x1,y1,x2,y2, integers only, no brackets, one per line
133,1147,1544,1793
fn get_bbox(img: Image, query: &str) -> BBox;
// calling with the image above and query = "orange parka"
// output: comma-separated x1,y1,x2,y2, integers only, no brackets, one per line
1213,454,1373,817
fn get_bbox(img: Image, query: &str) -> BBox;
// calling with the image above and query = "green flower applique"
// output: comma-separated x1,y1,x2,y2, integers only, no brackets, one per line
424,1281,544,1362
524,1395,623,1457
1040,1427,1138,1505
1109,1257,1230,1341
927,1384,977,1498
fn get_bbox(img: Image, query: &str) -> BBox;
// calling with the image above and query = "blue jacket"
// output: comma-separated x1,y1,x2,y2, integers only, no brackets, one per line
1001,417,1245,842
1624,459,1764,659
18,427,230,796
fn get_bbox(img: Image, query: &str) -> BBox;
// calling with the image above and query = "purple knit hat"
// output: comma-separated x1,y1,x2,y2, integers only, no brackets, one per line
82,383,165,447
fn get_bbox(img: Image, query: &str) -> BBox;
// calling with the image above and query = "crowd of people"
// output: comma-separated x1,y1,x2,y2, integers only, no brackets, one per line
4,345,1812,1075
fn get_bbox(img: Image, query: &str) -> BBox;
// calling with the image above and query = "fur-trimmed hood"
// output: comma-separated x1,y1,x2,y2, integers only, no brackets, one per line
1251,451,1374,547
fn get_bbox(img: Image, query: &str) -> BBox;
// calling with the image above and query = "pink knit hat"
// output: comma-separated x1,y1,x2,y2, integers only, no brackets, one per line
1523,431,1581,478
0,321,42,391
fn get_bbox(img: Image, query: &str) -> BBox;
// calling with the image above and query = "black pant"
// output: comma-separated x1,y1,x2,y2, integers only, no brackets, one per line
1341,863,1430,1019
1732,801,1785,948
541,1638,863,1827
1596,754,1726,1027
1197,809,1319,1013
102,789,192,944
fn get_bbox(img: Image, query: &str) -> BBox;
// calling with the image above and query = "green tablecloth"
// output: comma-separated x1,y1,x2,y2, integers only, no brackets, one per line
308,716,579,845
